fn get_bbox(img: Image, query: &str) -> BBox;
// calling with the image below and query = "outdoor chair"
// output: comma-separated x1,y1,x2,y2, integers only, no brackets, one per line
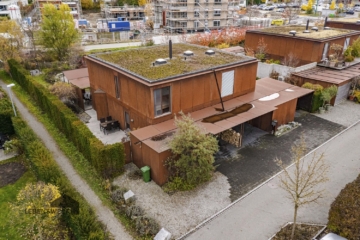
99,118,106,130
112,121,120,131
103,123,113,135
106,116,112,122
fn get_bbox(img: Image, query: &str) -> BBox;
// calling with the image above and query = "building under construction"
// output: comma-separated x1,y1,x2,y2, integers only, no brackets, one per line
101,5,145,20
155,0,240,33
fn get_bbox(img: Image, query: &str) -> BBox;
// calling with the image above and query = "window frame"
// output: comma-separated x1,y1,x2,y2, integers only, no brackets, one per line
153,86,171,117
213,20,220,27
114,75,120,99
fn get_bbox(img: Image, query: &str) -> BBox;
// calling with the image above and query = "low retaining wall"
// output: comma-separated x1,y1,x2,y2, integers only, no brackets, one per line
257,62,317,79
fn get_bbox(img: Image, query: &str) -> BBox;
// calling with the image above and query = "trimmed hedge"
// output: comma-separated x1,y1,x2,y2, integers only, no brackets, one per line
0,89,15,135
327,174,360,240
12,117,110,239
8,59,124,178
301,82,324,113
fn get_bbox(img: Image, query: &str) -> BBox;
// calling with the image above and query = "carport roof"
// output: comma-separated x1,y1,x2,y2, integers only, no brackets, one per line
292,64,360,85
131,77,313,153
63,68,90,89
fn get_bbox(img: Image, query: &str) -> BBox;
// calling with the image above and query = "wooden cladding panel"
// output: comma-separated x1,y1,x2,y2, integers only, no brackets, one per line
272,99,298,126
245,32,360,63
327,22,360,31
180,78,194,113
192,76,205,109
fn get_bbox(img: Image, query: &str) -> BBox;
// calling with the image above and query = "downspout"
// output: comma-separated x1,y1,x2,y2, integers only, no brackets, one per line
213,69,225,112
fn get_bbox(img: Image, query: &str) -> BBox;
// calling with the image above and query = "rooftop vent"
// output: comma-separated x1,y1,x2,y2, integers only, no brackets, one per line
154,58,167,65
324,27,330,30
311,27,318,32
289,30,297,37
183,50,194,56
205,50,215,55
303,30,310,33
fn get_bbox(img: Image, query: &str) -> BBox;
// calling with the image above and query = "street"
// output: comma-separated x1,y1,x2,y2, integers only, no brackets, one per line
185,119,360,240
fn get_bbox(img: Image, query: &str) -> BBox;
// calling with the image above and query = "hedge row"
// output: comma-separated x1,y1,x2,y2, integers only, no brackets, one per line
327,174,360,240
12,116,110,239
8,59,124,178
0,89,15,135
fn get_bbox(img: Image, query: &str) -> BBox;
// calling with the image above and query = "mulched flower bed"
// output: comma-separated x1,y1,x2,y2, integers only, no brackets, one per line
272,223,324,240
0,162,27,187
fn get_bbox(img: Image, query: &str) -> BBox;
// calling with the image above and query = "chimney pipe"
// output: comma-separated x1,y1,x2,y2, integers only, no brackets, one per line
306,19,309,30
324,17,328,28
169,39,172,60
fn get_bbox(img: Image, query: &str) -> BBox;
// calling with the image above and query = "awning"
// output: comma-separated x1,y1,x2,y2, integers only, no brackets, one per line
69,77,90,89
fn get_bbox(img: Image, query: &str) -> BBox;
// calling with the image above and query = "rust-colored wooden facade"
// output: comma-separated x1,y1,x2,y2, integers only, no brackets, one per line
326,21,360,31
272,99,298,126
245,30,360,63
86,58,258,131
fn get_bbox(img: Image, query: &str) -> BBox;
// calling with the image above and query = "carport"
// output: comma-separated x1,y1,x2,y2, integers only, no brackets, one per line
292,64,360,105
63,68,90,110
129,78,313,186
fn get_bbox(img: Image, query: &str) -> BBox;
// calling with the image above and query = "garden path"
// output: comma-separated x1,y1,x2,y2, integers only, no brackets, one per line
0,80,132,240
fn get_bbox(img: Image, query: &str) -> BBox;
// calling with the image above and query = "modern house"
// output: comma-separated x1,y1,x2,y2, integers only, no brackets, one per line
34,0,82,19
326,18,360,31
85,43,313,185
245,25,360,64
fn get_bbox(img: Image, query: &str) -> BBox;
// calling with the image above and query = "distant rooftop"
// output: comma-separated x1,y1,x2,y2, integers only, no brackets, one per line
253,25,355,39
328,18,360,23
88,43,254,82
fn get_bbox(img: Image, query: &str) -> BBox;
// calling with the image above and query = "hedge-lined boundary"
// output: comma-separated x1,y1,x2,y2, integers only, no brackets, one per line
327,173,360,239
0,88,14,135
11,116,110,239
8,59,124,178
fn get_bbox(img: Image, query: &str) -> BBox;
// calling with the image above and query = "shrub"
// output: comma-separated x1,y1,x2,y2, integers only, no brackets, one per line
301,83,324,112
216,43,230,49
135,216,160,236
111,188,127,203
328,174,360,239
8,59,125,178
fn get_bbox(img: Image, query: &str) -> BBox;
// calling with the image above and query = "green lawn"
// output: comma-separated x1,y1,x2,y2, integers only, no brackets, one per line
0,157,36,240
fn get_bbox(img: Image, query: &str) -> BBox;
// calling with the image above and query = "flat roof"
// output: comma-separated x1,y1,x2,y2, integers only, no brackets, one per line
69,77,90,89
328,18,360,23
248,25,357,40
131,77,313,153
87,43,256,82
292,63,360,85
63,68,88,80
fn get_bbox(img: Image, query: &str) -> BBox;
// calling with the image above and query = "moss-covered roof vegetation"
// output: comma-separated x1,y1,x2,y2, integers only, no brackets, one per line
259,26,353,39
92,44,246,81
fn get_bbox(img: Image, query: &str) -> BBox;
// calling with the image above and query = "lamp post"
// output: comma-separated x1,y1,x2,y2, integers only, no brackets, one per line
6,83,17,117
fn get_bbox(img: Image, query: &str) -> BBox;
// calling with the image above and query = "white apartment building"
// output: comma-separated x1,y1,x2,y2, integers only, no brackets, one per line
155,0,240,33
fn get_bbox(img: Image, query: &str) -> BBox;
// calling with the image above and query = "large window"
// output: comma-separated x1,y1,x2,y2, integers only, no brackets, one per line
214,0,221,5
214,10,221,16
322,42,329,61
194,10,200,17
154,87,171,116
213,20,220,27
221,70,234,97
343,37,350,52
114,76,120,99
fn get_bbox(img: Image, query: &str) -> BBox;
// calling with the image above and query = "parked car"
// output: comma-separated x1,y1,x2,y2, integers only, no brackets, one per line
263,6,275,10
345,9,355,14
320,233,347,240
354,6,360,11
275,8,285,12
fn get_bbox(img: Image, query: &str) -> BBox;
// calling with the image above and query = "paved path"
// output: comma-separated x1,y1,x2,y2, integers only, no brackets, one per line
185,120,360,240
0,81,132,240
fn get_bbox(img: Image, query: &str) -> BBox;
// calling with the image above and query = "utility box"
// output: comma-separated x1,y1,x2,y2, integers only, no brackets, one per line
141,166,151,182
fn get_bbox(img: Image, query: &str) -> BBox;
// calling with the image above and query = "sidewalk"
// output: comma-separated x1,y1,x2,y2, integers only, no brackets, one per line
185,119,360,240
0,81,132,240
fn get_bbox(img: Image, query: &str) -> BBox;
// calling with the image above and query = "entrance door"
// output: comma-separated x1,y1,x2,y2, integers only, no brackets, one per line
125,111,131,129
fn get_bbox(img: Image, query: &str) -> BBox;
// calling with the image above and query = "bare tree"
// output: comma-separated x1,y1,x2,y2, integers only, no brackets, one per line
275,136,329,240
282,1,300,25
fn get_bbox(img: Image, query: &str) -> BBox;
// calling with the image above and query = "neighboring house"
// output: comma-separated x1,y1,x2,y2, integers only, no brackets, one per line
85,43,313,185
155,0,240,33
101,5,145,20
245,25,360,64
0,3,22,20
326,18,360,31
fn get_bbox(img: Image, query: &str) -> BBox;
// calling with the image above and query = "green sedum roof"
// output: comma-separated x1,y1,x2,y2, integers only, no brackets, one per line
259,26,354,39
91,44,247,81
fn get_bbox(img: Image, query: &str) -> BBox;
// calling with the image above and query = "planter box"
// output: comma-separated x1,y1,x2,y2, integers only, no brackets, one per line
269,222,326,240
257,62,317,79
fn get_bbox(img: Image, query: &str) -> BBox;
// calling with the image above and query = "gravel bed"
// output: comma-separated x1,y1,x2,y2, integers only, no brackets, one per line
311,100,360,127
113,163,231,238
